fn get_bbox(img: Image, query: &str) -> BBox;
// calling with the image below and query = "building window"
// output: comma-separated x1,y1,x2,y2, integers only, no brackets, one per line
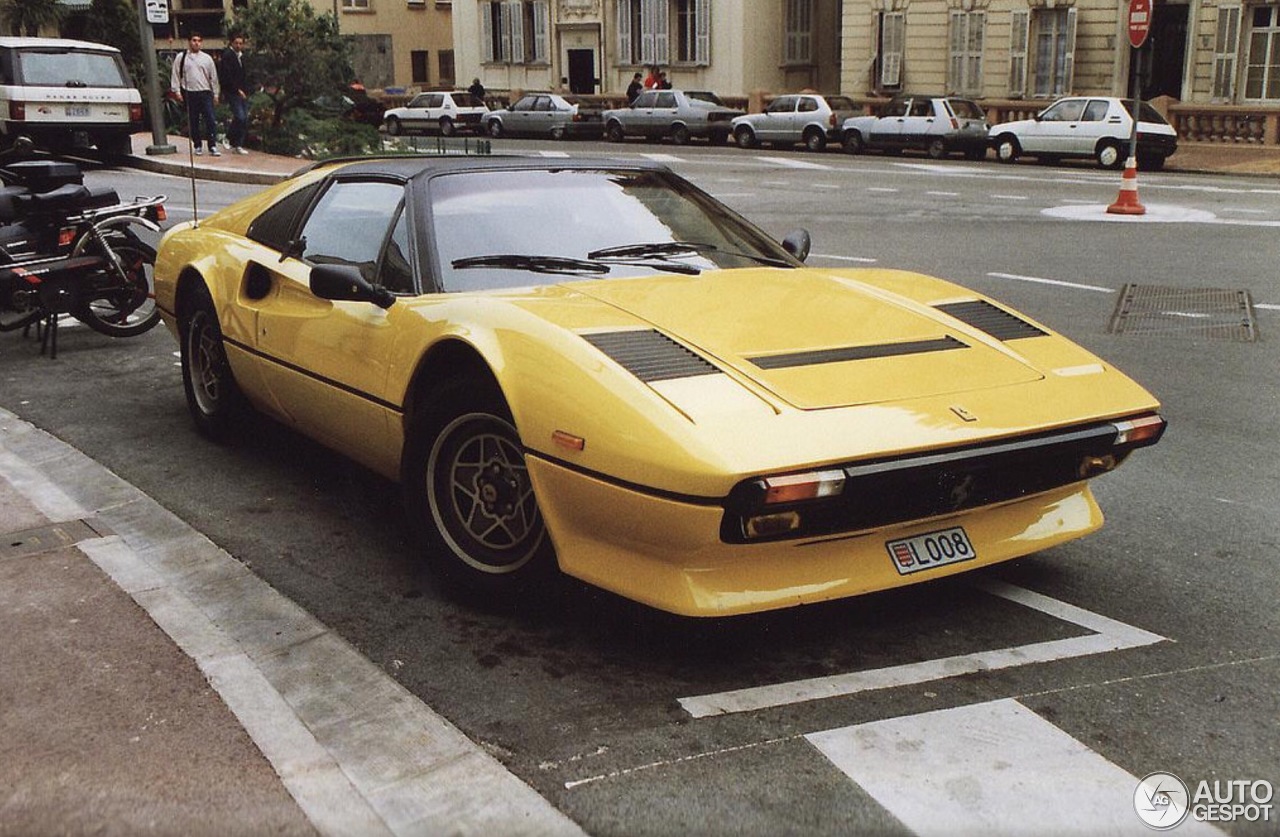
411,50,429,84
617,0,709,66
1031,7,1075,97
342,0,370,10
876,12,905,89
438,49,455,84
948,11,984,96
481,0,549,64
1245,4,1280,99
784,0,813,65
1213,6,1241,101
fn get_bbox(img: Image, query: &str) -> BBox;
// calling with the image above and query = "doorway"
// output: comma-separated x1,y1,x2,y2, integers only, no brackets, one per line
568,49,596,94
1140,3,1188,99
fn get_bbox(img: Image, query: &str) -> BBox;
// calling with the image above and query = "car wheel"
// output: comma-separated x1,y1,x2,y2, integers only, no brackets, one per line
439,117,456,137
842,131,865,155
606,121,625,143
179,283,246,442
927,138,947,159
1096,141,1124,169
670,124,690,145
734,125,758,149
96,134,132,159
403,380,555,597
386,117,402,136
487,120,503,138
995,135,1020,163
549,125,566,141
803,128,827,152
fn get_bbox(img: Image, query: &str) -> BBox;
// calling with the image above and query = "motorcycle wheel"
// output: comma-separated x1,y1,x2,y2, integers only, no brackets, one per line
72,230,160,338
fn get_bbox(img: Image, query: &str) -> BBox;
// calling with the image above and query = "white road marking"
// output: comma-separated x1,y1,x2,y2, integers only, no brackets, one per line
987,272,1114,293
1220,207,1268,214
678,580,1165,718
757,156,831,170
1256,303,1280,311
538,150,571,158
867,187,898,193
812,253,877,263
926,191,960,197
808,699,1225,837
639,152,683,162
812,183,840,189
990,194,1030,200
712,193,756,199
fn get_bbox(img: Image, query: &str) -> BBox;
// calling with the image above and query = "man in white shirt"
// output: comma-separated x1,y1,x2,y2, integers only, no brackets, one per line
169,33,221,157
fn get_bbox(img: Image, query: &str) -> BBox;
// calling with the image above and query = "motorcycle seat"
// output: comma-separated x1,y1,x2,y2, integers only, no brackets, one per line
86,186,120,209
14,183,95,215
0,185,29,222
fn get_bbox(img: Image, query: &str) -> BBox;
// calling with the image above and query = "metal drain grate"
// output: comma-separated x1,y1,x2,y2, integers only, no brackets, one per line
1108,284,1258,342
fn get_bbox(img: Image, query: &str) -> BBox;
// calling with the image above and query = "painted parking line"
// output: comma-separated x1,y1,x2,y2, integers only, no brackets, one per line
987,272,1114,293
990,193,1030,200
812,253,877,263
677,580,1165,718
867,187,899,193
756,156,831,170
638,152,684,163
537,150,571,158
926,191,960,197
808,699,1225,836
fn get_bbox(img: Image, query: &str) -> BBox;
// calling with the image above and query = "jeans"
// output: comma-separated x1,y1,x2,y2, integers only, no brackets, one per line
184,89,217,150
227,92,248,148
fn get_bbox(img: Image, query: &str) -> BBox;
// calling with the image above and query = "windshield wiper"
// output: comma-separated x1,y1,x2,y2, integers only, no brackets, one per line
451,254,610,276
588,241,793,269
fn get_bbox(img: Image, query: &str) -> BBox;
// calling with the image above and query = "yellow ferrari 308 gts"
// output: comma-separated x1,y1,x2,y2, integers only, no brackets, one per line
153,156,1165,617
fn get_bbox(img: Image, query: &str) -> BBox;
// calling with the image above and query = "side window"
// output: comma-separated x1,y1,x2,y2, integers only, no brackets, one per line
797,97,819,113
1043,99,1085,121
379,207,415,293
247,182,321,251
655,92,676,108
634,91,657,107
409,94,430,108
909,98,934,117
513,96,533,111
534,96,553,111
767,96,796,113
425,94,444,108
298,180,405,283
1082,100,1109,121
885,98,910,117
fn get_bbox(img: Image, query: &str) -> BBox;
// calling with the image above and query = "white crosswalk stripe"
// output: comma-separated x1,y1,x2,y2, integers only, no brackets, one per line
756,155,831,170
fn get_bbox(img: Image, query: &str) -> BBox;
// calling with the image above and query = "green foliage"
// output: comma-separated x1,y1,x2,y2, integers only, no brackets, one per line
227,0,354,131
0,0,63,36
260,108,380,158
84,0,143,88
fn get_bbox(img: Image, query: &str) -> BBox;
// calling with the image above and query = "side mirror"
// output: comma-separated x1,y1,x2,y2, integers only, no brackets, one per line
310,263,395,309
781,229,811,262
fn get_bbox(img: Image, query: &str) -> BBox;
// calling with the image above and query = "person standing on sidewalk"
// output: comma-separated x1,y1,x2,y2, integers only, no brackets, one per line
219,33,250,155
169,33,221,157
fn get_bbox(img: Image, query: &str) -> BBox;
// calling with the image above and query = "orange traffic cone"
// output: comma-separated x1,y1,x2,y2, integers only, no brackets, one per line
1107,156,1146,215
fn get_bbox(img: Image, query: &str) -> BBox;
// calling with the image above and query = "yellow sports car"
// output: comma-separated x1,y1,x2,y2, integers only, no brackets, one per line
153,156,1165,617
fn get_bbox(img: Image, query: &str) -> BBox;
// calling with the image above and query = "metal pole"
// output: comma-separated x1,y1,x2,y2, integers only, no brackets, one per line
137,0,176,155
1128,46,1140,162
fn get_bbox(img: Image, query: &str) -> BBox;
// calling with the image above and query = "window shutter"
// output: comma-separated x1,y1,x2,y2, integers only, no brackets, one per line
695,0,710,65
969,13,985,94
654,0,670,65
533,0,549,63
1062,7,1077,93
1008,9,1028,96
481,1,495,63
640,0,656,63
508,1,524,64
881,12,904,87
949,11,964,93
618,0,633,64
1212,5,1241,101
497,1,512,62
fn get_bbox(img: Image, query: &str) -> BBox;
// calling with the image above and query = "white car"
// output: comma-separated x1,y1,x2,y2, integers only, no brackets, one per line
988,96,1178,170
383,91,488,137
731,93,859,152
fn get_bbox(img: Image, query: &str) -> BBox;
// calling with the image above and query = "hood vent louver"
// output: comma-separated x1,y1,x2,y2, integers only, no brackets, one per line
748,336,967,370
935,300,1047,341
582,329,720,382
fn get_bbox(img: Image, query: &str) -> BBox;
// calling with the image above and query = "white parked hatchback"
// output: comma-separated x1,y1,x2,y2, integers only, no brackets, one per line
988,96,1178,170
382,91,489,137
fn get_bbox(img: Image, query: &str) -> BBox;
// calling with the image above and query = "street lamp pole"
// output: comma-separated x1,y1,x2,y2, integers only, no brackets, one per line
137,0,176,154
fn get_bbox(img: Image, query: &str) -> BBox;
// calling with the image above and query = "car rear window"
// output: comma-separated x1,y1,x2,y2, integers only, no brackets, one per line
1123,100,1171,125
946,99,984,119
14,48,129,87
827,97,857,111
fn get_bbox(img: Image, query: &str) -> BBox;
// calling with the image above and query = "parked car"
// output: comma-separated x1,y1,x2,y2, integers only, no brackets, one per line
153,155,1166,617
482,93,603,140
602,89,742,145
731,93,860,151
311,83,386,128
988,96,1178,170
841,94,989,160
382,90,488,137
0,37,142,157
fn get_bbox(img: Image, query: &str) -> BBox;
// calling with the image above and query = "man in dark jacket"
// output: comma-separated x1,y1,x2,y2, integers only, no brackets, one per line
219,33,250,154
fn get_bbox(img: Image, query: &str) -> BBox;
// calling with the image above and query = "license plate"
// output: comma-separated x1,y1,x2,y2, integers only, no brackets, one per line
886,527,976,575
65,106,91,118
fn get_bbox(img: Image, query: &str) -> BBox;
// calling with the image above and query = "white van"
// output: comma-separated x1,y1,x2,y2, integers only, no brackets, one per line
0,37,142,157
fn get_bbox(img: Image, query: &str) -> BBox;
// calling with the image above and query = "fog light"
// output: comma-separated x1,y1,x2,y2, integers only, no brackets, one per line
745,511,801,539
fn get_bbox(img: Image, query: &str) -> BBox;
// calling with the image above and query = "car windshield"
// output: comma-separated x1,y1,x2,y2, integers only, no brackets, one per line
429,169,797,292
1123,100,1171,125
15,49,128,87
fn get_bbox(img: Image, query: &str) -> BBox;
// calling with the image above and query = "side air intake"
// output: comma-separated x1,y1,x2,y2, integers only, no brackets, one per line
935,300,1047,341
582,330,720,382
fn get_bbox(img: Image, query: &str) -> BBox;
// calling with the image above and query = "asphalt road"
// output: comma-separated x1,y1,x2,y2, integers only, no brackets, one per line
3,148,1278,835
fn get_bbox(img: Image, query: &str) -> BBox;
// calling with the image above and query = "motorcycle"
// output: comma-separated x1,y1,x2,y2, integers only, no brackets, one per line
0,139,167,357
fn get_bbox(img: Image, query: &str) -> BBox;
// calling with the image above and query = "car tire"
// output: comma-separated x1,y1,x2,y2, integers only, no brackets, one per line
403,379,556,598
842,131,865,155
927,138,947,159
97,134,132,159
606,121,625,143
179,283,246,442
1096,140,1124,170
994,135,1020,163
487,120,503,138
670,124,690,145
439,117,457,137
386,117,402,136
549,125,566,141
803,128,827,152
734,125,758,149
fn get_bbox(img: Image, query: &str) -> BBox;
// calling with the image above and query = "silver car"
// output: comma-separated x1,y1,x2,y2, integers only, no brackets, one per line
482,93,603,140
841,95,989,160
731,93,859,152
602,89,742,145
383,90,489,137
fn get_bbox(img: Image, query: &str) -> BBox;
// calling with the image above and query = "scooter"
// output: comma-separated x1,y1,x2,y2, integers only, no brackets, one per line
0,138,167,357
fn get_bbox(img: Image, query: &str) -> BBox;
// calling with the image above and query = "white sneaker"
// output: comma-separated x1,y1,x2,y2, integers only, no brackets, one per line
233,146,249,155
194,147,204,156
210,147,222,157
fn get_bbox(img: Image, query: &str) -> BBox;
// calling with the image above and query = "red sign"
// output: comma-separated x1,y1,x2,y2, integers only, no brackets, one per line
1128,0,1152,48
